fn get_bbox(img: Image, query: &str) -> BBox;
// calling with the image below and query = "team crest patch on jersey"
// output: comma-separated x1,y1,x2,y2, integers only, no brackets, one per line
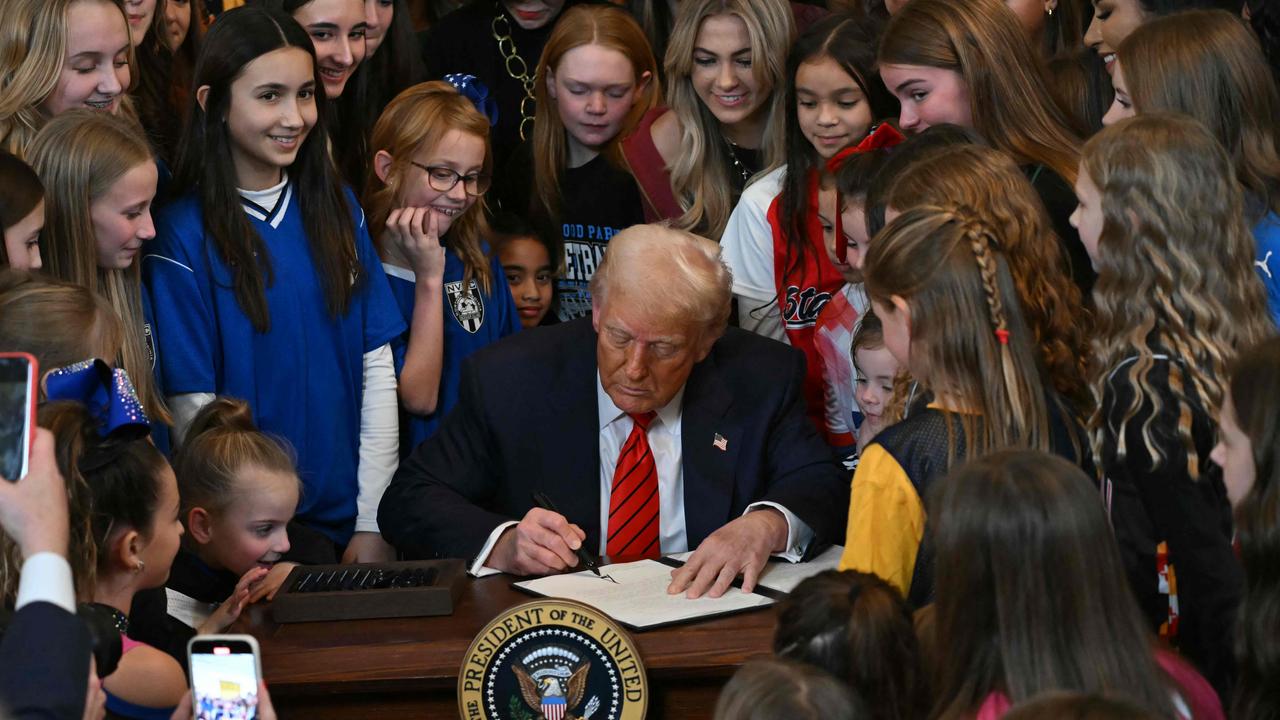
459,599,647,720
445,279,485,333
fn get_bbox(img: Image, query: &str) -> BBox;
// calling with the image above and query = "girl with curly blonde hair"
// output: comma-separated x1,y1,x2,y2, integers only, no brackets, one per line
1075,112,1273,697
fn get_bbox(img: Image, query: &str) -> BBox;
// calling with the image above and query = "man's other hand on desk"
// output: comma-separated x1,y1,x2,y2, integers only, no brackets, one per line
667,508,787,600
490,508,588,575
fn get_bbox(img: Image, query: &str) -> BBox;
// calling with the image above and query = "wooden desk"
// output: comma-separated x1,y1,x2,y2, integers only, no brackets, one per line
238,575,777,718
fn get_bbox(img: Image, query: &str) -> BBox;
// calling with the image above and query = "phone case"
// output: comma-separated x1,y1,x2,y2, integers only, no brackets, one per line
0,352,38,482
187,634,263,716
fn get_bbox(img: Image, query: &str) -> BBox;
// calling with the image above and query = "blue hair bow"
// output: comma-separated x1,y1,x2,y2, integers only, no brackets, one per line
44,359,150,439
444,73,500,127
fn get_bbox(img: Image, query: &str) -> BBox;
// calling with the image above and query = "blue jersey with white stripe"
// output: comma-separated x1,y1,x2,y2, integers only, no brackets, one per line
1254,211,1280,326
144,184,405,543
383,244,519,455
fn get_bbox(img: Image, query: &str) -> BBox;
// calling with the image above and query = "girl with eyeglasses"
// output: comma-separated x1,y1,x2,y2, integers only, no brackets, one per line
144,6,406,564
363,81,519,453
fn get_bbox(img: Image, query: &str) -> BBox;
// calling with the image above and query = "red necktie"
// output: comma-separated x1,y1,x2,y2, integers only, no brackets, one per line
607,412,660,561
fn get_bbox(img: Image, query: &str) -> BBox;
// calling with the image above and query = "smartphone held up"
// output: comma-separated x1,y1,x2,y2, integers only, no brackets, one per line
0,352,36,483
188,635,262,720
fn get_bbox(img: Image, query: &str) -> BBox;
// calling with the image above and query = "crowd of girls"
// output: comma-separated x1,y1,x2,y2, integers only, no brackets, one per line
3,0,1280,717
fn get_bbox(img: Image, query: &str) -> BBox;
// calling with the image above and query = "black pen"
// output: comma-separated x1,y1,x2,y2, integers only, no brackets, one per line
531,491,606,579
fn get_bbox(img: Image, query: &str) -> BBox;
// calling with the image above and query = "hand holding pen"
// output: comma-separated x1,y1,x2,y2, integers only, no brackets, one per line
486,498,606,578
532,492,617,583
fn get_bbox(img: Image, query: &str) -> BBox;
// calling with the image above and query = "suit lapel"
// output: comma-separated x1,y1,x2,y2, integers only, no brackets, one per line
546,320,604,548
681,351,741,547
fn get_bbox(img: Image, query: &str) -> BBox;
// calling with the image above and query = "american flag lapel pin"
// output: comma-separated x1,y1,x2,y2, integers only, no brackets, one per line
713,433,728,451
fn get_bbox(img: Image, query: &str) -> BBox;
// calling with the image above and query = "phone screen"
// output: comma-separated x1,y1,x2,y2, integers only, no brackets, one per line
190,641,260,720
0,356,34,483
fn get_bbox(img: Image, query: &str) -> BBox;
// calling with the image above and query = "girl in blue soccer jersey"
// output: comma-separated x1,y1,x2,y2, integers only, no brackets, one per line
363,82,519,455
143,6,405,563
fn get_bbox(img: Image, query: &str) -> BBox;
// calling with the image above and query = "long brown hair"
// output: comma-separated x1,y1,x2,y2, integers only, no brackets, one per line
1083,114,1273,477
865,204,1055,461
364,81,494,293
1043,0,1089,57
928,450,1177,719
1227,338,1280,719
26,110,170,425
1120,9,1280,218
0,269,123,376
777,14,895,279
885,145,1091,413
532,5,659,224
878,0,1081,183
662,0,794,239
174,6,360,333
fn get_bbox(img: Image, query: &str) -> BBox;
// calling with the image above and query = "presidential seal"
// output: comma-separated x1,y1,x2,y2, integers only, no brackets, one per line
458,599,647,720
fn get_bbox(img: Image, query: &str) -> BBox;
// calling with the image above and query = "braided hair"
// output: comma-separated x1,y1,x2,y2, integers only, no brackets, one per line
864,203,1065,462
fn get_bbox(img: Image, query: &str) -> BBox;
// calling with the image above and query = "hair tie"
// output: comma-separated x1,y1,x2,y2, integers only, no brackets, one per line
828,124,906,263
45,359,151,440
443,73,499,127
995,329,1010,345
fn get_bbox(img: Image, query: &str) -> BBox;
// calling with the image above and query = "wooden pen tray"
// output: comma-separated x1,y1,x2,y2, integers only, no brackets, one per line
271,559,465,623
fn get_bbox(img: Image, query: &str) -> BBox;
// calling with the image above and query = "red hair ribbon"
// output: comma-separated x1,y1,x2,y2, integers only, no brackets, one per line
995,329,1010,345
825,123,907,264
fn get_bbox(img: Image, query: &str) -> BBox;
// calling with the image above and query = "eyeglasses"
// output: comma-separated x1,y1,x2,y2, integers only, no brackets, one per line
409,161,491,196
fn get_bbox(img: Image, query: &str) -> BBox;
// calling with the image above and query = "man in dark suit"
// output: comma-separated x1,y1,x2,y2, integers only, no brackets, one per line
0,428,96,720
379,224,848,599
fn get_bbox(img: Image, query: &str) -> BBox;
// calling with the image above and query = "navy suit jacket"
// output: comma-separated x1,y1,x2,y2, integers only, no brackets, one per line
0,602,91,720
379,318,849,560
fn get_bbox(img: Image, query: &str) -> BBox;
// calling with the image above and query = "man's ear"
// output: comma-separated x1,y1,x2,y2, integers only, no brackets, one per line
187,507,214,545
693,325,721,363
373,150,395,185
195,85,212,113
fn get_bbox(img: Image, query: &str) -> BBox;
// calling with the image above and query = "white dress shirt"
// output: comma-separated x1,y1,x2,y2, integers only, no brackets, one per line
469,373,814,575
15,552,76,613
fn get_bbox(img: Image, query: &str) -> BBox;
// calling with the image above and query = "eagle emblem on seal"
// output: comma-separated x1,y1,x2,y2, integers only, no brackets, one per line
512,647,600,720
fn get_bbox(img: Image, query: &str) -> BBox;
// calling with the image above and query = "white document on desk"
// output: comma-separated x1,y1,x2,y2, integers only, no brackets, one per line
659,545,845,594
755,545,844,593
513,559,775,630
